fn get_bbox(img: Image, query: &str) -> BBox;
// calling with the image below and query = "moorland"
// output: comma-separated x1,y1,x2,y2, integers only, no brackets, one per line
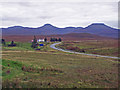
1,34,119,88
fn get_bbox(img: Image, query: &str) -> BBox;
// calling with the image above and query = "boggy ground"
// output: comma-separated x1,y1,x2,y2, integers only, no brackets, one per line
57,39,118,57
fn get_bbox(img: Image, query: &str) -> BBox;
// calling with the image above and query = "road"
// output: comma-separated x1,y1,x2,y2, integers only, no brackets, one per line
50,42,120,59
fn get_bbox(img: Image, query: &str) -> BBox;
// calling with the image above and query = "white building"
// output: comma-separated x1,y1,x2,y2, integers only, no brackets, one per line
37,39,45,42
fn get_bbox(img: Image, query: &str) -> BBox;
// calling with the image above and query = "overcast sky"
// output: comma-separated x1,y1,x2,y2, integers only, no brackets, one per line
0,0,119,28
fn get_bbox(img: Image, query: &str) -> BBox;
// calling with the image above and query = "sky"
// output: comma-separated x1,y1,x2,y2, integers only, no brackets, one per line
0,0,119,28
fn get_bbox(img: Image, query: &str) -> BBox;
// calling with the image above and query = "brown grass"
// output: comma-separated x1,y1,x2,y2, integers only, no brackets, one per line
2,33,116,42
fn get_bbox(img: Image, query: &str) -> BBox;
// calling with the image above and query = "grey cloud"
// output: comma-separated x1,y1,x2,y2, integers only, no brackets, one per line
2,16,30,22
0,1,118,28
38,16,53,19
1,2,32,7
106,21,118,28
15,2,33,7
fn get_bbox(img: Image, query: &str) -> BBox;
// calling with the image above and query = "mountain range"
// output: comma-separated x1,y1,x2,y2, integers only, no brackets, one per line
2,23,119,38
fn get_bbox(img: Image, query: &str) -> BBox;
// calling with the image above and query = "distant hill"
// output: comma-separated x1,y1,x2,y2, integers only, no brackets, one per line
2,33,115,42
2,23,119,38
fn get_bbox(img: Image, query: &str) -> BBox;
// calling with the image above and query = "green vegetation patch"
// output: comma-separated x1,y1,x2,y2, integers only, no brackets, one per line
2,42,34,51
2,41,56,52
2,59,65,88
2,59,24,80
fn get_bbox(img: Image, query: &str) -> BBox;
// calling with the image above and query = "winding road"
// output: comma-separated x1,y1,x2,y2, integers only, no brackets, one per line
50,42,120,59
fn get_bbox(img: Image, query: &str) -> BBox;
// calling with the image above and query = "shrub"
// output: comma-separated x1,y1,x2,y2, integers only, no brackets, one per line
6,70,10,74
66,46,85,53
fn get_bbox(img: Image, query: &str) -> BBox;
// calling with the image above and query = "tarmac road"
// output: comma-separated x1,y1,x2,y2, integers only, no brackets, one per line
50,42,120,59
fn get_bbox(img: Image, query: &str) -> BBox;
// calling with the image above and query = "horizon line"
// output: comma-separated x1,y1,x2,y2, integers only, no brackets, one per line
0,23,118,29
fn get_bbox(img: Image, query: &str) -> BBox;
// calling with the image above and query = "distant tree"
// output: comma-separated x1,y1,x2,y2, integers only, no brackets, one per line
50,38,53,42
31,35,37,48
33,35,37,43
8,40,16,47
52,38,55,42
55,38,58,42
1,39,4,43
58,38,62,42
44,37,47,42
1,39,6,46
11,41,14,45
50,37,60,42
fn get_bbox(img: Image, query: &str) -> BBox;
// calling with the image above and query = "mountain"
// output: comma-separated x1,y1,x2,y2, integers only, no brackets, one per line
2,23,119,38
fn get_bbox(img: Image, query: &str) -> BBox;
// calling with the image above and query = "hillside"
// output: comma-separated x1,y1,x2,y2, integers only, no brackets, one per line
2,23,119,38
2,33,115,42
